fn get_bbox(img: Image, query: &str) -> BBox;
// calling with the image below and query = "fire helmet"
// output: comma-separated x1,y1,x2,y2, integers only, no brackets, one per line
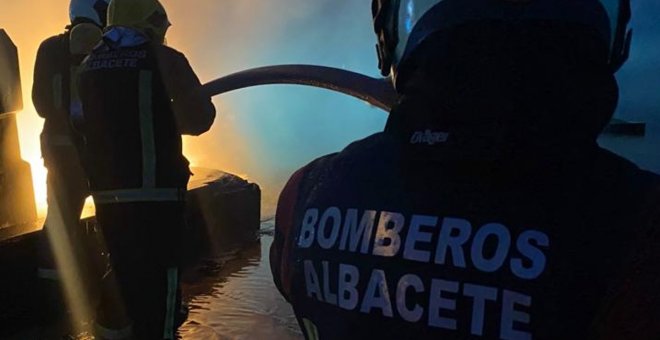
107,0,171,44
372,0,633,87
69,0,111,27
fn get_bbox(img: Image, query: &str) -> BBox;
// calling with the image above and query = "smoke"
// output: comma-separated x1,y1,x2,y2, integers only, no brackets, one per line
144,0,660,204
161,0,387,210
3,0,657,216
1,0,388,215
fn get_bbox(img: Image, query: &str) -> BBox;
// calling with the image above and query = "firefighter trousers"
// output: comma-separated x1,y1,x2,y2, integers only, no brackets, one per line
94,201,185,340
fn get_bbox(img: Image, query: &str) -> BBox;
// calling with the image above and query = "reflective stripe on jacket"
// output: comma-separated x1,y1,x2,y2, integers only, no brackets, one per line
78,40,192,193
33,32,87,153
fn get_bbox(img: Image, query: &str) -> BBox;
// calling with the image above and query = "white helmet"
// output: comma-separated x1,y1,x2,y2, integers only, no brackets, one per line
373,0,632,87
69,0,111,27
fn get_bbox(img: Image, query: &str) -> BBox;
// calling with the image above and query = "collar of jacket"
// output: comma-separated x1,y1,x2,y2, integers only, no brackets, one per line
103,26,150,48
384,94,599,165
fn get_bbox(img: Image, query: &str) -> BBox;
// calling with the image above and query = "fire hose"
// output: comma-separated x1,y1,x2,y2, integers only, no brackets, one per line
201,64,397,112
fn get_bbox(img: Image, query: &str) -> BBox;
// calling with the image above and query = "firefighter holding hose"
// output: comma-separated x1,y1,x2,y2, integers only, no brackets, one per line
76,0,215,338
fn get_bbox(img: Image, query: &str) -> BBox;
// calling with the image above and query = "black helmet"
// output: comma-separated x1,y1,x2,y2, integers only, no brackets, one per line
372,0,632,89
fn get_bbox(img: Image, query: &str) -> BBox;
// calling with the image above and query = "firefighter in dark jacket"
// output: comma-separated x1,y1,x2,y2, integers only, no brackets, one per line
77,0,216,338
271,0,660,339
32,0,108,307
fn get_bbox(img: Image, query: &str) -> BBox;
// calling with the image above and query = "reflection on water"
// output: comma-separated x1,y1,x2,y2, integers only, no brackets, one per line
179,219,302,340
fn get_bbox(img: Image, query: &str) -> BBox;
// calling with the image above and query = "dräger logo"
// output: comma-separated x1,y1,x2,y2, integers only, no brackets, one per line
410,130,449,145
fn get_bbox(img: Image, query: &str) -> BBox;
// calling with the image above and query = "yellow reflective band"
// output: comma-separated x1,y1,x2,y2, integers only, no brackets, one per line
139,70,156,188
302,318,320,340
92,188,185,204
163,267,178,339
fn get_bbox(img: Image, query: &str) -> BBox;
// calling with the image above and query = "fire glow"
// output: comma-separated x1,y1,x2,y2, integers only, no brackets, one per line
1,0,237,217
5,0,385,220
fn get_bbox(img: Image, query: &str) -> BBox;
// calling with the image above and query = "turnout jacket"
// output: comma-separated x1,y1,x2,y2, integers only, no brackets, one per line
271,102,660,340
32,31,86,162
78,28,215,201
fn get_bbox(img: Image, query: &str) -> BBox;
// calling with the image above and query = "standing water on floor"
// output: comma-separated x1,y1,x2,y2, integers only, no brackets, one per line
178,218,303,340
